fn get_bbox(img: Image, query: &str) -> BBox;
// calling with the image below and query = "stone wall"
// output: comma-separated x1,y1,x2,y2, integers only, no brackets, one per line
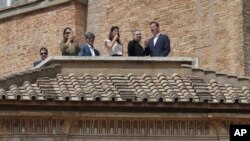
0,0,86,78
87,0,245,75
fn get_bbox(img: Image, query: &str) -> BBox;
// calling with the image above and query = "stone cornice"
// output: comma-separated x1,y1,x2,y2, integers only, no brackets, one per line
0,116,248,139
0,0,87,20
0,64,61,90
33,56,196,76
34,56,195,69
0,100,250,114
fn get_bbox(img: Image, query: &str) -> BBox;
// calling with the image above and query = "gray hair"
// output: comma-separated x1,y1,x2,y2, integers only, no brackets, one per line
132,30,140,35
85,32,95,39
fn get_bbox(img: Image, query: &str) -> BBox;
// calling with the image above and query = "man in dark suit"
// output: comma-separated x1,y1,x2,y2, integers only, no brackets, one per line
33,47,48,67
145,21,170,56
79,32,100,56
128,30,145,56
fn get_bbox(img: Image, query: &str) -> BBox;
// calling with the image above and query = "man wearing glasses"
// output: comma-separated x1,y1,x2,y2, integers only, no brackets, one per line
33,47,48,67
79,32,100,56
128,30,145,56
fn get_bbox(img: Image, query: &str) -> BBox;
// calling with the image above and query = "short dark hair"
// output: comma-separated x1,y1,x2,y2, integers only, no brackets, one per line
40,47,48,54
150,21,159,27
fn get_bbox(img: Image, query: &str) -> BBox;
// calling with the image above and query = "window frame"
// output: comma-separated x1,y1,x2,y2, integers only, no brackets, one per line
0,0,27,9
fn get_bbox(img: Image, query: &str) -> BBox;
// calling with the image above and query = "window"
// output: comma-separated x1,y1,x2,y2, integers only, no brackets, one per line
0,0,24,9
0,0,9,9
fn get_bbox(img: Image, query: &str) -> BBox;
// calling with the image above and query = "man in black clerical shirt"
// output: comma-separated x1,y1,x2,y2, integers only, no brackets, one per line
128,30,145,56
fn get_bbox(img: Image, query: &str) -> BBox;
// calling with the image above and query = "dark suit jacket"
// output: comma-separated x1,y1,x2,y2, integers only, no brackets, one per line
145,34,170,56
128,40,145,56
79,44,100,56
33,60,42,67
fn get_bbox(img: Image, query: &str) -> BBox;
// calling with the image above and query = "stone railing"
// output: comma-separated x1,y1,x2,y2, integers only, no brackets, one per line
34,56,196,76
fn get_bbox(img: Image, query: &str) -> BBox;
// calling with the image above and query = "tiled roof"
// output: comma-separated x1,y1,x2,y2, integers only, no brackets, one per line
0,72,250,104
0,57,249,105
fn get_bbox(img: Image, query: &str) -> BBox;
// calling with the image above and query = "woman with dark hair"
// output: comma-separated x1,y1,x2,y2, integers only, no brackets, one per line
60,27,80,56
104,26,123,56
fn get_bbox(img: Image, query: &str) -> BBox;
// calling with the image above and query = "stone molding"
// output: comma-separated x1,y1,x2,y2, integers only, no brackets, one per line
34,56,196,69
0,116,249,138
0,64,61,90
0,0,87,20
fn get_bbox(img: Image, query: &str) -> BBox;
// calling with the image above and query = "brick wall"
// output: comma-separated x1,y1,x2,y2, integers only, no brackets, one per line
87,0,245,75
0,1,86,78
0,0,247,78
243,0,250,75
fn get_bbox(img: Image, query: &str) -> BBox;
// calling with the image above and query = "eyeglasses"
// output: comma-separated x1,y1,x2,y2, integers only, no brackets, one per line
40,53,47,55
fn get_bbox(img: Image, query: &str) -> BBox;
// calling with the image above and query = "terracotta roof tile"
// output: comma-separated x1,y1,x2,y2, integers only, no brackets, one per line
0,88,7,100
0,72,250,104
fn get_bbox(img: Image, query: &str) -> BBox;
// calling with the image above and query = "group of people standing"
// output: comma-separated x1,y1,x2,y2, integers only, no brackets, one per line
33,21,171,67
128,22,170,57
